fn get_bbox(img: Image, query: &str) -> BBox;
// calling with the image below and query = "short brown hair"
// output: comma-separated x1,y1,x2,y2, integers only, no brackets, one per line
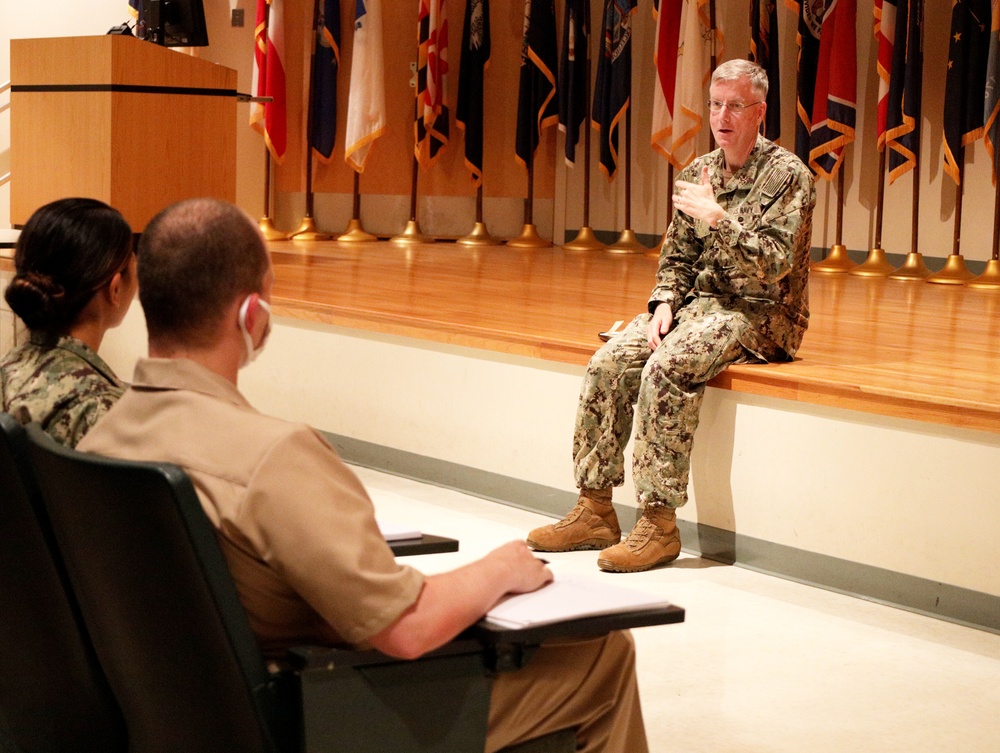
138,198,270,347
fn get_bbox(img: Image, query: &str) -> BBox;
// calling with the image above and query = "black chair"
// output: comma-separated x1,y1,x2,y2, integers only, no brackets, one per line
23,424,575,753
0,413,126,753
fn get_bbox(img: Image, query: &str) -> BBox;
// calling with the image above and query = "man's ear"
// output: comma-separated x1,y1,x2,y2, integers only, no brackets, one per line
239,292,261,329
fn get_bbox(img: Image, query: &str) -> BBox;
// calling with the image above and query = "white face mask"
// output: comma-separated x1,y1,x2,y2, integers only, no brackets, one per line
237,295,271,368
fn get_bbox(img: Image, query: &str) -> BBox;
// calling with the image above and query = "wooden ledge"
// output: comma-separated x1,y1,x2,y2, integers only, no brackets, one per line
268,241,1000,436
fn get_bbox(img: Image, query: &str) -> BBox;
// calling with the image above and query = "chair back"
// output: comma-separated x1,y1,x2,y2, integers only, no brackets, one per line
23,424,297,753
0,414,126,752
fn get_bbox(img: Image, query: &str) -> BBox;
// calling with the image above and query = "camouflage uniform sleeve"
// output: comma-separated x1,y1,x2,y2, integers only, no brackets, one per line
43,381,124,449
648,163,706,315
712,157,816,284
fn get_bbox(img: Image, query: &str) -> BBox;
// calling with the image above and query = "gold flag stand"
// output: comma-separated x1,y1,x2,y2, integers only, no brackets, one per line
889,151,930,281
969,259,1000,289
391,157,434,245
457,185,499,246
508,160,551,249
969,180,1000,288
337,173,377,242
851,150,896,277
927,163,974,285
564,226,604,251
813,167,856,272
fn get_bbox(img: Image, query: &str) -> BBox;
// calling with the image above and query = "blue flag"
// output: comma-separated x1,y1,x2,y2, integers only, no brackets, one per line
311,0,341,160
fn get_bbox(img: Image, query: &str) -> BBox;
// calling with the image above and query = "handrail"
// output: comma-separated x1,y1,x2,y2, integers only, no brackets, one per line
0,81,10,94
0,173,10,188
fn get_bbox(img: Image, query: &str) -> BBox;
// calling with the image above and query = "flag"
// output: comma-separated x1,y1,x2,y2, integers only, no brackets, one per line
808,0,857,179
311,0,341,161
515,0,559,169
885,0,922,183
558,0,590,167
985,0,1000,183
128,0,141,18
345,0,387,173
788,0,824,169
749,0,781,142
943,0,991,186
874,0,897,151
592,0,637,179
651,0,682,167
415,0,450,167
456,0,492,185
652,0,721,170
251,0,288,162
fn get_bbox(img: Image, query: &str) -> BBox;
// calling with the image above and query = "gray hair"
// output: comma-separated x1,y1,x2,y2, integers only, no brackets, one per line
711,59,768,98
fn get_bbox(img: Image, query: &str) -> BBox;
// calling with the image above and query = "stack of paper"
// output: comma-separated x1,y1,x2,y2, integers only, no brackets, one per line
376,519,422,542
484,573,674,629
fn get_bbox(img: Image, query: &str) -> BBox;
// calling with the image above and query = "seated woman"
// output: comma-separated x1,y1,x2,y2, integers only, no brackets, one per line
1,198,137,447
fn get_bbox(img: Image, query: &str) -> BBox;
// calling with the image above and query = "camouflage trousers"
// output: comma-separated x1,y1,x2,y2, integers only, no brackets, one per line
572,301,779,509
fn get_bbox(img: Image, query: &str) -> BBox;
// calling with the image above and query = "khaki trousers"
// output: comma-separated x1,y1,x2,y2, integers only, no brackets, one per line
485,630,647,753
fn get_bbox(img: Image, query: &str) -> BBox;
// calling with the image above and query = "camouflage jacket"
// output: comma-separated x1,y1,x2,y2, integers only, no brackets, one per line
0,332,124,447
649,135,816,358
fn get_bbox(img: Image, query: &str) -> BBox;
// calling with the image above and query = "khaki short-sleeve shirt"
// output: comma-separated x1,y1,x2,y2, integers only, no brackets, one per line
79,358,425,653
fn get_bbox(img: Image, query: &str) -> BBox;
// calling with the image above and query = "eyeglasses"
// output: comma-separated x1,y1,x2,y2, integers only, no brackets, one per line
707,100,764,113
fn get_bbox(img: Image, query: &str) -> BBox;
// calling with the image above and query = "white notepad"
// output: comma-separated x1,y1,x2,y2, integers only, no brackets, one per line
484,573,674,629
376,519,423,542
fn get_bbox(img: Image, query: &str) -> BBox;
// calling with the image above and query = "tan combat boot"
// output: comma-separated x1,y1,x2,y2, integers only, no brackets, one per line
597,506,681,573
526,488,621,552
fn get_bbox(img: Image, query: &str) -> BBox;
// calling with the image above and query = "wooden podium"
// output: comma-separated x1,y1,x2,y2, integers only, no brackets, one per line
10,35,237,232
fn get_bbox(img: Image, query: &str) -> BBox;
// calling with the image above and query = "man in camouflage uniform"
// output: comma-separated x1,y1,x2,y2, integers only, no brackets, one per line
528,59,816,572
1,333,125,448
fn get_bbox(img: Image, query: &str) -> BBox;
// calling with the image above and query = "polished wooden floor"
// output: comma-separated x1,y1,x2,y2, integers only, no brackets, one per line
269,240,1000,435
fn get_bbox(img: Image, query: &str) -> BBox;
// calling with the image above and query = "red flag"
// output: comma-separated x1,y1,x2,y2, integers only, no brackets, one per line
874,0,897,150
650,0,719,170
651,0,683,167
250,0,287,162
808,0,857,179
415,0,450,167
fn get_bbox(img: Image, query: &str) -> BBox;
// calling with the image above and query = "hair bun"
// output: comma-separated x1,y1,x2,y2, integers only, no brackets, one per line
4,271,67,331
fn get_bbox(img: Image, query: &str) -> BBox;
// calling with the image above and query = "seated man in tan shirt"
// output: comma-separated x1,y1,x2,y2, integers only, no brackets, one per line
79,198,648,753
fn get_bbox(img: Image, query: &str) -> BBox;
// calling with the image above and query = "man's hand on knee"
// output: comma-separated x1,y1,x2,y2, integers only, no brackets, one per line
647,304,674,350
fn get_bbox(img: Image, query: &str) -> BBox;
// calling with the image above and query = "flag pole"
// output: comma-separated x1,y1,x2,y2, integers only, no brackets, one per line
968,178,1000,287
889,0,930,280
392,154,433,243
606,107,647,253
337,171,378,242
457,183,499,245
887,145,930,278
256,5,286,241
927,163,975,284
291,0,332,241
812,159,856,272
563,15,604,252
507,157,551,248
851,148,895,276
